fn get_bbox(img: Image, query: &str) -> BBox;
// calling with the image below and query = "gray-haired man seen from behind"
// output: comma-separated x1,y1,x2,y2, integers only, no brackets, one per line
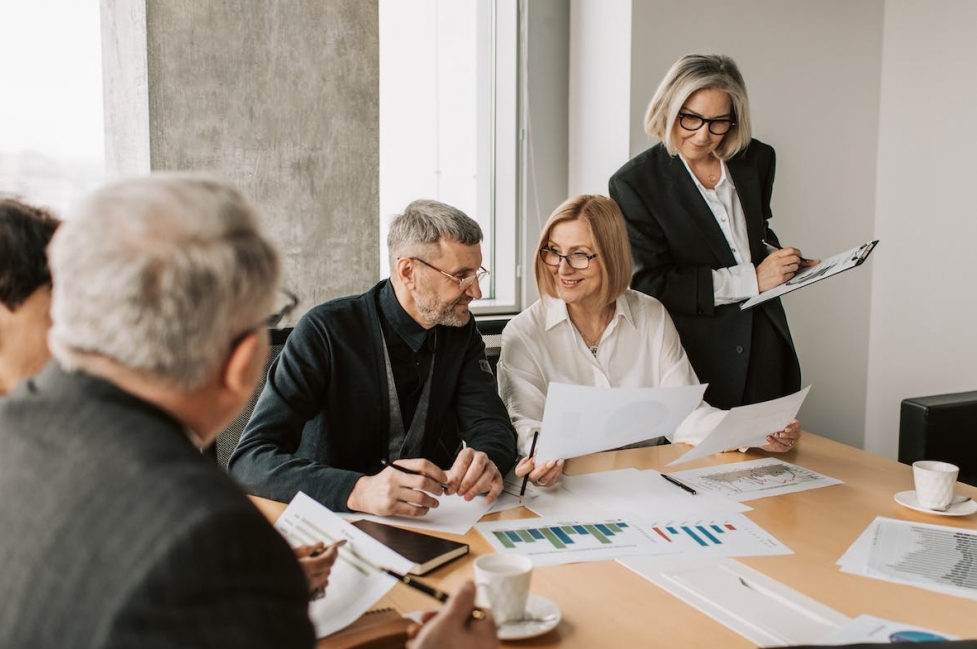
0,174,316,647
229,199,518,517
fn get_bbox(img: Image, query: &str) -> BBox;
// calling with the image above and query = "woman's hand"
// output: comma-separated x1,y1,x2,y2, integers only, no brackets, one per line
756,248,818,292
760,419,801,453
295,540,343,597
513,455,564,488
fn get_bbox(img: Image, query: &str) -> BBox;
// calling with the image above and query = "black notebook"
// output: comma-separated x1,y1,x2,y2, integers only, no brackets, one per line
351,519,469,575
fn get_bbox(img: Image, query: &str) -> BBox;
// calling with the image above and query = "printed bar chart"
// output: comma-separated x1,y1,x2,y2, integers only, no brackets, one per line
493,521,631,550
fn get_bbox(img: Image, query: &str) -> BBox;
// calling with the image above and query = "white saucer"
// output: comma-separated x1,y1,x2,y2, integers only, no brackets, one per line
497,594,561,641
894,490,977,516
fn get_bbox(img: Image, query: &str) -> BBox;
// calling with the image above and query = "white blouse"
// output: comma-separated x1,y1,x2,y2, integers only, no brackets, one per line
497,290,727,456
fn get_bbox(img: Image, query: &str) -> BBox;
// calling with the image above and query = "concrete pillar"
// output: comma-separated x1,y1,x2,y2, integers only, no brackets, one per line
101,0,380,316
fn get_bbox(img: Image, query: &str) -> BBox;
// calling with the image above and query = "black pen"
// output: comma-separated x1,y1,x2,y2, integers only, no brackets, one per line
388,570,487,620
518,430,540,504
762,238,810,263
661,473,697,495
381,459,449,492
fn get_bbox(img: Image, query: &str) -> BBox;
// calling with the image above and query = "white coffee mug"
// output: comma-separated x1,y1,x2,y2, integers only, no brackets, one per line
912,460,959,510
473,553,533,625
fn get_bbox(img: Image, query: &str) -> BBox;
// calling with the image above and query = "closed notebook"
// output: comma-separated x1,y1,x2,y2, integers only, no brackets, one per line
351,519,469,575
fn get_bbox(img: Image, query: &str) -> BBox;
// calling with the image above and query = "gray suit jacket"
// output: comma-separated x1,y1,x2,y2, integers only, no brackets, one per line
0,364,314,649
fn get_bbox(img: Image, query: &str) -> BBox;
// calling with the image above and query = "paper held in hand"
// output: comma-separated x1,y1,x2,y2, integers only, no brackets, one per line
533,382,706,464
667,386,811,466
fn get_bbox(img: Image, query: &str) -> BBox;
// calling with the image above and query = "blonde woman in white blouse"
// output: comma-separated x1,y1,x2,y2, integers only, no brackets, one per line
498,195,800,487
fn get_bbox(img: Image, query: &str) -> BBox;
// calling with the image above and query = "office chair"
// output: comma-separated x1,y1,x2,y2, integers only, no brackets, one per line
899,390,977,487
475,317,508,380
207,327,292,470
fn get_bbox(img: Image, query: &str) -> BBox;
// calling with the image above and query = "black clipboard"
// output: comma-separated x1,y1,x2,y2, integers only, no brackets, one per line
740,240,878,310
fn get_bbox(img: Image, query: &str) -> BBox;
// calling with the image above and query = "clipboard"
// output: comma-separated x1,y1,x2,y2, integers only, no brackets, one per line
740,240,878,310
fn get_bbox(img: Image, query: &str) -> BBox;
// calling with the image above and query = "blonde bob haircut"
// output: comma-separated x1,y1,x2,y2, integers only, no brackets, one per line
535,195,632,309
644,54,752,161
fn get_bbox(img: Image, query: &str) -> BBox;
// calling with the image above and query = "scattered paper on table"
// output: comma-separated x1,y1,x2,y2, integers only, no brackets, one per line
355,491,493,536
815,614,957,644
668,457,842,501
668,386,811,466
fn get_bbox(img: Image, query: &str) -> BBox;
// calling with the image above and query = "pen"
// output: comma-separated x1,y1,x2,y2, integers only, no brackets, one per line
381,459,449,492
518,430,540,504
387,570,487,620
309,539,346,558
762,238,810,263
661,473,697,495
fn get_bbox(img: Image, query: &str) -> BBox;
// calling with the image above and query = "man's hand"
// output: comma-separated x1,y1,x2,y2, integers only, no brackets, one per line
346,458,448,516
445,447,504,503
407,581,498,649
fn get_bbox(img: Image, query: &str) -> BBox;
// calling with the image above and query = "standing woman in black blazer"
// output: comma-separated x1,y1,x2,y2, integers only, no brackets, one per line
609,54,816,413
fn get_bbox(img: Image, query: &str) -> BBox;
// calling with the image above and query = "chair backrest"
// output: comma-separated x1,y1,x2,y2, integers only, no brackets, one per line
899,390,977,486
211,327,292,470
476,317,508,379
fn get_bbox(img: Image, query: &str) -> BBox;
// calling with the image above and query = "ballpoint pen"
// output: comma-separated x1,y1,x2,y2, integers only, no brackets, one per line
762,238,810,263
661,473,697,495
381,459,449,492
518,430,540,504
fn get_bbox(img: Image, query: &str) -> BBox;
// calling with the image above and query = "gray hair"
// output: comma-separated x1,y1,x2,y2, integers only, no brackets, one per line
48,173,280,390
645,54,753,161
387,199,483,266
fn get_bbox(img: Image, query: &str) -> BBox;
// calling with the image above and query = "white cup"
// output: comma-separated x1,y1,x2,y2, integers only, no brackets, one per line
473,553,533,625
912,460,959,510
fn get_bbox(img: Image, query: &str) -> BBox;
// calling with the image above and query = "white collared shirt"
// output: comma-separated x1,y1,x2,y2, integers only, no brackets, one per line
497,290,727,455
679,155,760,305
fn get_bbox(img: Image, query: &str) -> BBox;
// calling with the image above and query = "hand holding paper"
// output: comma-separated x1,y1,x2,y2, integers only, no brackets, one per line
667,386,811,466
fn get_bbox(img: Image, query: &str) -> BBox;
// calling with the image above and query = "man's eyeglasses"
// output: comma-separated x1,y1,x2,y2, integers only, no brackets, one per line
677,112,736,136
267,288,299,329
409,257,489,292
539,247,599,270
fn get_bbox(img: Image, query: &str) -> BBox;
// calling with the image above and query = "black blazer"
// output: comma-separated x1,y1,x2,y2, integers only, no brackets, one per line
609,139,800,408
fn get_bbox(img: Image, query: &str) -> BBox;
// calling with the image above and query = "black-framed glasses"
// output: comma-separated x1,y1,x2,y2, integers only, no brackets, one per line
409,257,489,291
267,288,299,329
677,112,736,135
539,247,599,270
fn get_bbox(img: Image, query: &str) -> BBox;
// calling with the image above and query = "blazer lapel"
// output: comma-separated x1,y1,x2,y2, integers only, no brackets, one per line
657,149,737,267
727,156,765,261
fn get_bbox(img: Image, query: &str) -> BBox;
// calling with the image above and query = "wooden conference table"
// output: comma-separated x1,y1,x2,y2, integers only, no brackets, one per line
252,434,977,647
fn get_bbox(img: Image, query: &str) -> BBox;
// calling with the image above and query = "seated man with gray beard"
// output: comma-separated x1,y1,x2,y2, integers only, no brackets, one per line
230,199,517,517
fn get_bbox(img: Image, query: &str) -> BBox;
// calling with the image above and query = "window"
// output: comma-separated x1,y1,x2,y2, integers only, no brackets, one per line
0,0,104,215
379,0,519,314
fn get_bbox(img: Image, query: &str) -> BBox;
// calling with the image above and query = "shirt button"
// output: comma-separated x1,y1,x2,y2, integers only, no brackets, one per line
735,345,744,354
720,216,726,222
731,248,737,253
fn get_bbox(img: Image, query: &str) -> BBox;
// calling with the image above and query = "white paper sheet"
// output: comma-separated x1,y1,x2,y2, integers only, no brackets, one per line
275,492,414,638
354,491,493,536
534,382,706,463
838,516,977,602
668,386,811,466
815,614,958,644
667,457,843,501
618,558,850,647
476,510,790,567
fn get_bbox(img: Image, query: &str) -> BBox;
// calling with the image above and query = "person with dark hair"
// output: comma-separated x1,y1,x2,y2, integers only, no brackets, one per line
610,54,816,412
0,197,60,395
229,199,517,518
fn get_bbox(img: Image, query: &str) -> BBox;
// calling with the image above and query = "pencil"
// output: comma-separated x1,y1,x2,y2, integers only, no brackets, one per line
518,430,540,504
381,459,449,492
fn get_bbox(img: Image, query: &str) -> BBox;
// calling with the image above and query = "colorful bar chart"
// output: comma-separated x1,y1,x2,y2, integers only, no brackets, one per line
493,521,631,550
651,523,737,546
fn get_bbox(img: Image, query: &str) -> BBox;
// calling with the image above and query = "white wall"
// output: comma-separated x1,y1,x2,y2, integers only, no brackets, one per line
865,0,977,457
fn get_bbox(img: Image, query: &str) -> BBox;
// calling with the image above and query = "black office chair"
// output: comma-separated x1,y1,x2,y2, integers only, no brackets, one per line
475,317,508,379
899,390,977,487
207,327,292,470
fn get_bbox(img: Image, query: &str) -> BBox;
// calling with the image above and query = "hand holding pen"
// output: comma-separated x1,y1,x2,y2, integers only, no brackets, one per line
513,430,564,495
757,239,819,292
346,458,449,518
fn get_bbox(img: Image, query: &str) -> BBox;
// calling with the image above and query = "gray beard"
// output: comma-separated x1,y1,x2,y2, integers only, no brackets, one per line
416,293,470,327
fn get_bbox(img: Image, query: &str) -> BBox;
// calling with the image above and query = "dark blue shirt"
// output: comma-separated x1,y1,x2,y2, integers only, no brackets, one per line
228,280,517,511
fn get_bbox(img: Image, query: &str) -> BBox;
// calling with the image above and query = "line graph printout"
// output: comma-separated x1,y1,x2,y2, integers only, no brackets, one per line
668,458,843,502
476,512,790,566
839,517,977,602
